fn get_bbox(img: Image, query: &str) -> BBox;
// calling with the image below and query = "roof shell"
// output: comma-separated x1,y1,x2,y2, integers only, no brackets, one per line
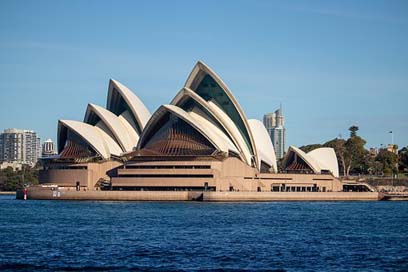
138,105,238,155
286,146,339,177
84,103,138,152
248,119,277,173
171,87,251,164
287,146,322,173
188,110,239,154
184,61,258,167
59,120,109,159
107,79,151,134
308,147,339,177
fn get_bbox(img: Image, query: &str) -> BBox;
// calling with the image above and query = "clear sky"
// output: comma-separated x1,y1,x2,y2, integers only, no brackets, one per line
0,0,407,149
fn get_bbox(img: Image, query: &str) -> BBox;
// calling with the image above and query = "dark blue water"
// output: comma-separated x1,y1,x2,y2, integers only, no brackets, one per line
0,195,407,271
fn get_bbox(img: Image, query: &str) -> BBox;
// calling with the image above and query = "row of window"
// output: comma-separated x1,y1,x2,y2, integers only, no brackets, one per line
271,185,326,192
125,165,211,169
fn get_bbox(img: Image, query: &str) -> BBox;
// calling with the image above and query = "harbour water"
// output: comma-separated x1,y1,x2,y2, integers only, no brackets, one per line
0,195,407,271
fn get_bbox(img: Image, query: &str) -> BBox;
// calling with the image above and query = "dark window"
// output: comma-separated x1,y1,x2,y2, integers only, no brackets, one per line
194,74,253,154
272,186,280,192
260,161,272,173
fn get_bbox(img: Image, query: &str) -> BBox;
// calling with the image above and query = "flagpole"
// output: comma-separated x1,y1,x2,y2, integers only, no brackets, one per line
389,131,394,146
392,131,394,145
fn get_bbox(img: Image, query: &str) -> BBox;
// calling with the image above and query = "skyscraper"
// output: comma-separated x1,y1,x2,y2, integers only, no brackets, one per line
263,105,286,159
0,128,40,166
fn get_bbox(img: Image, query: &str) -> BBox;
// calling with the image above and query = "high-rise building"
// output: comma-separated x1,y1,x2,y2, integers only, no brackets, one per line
0,128,40,166
42,139,57,157
263,105,286,159
37,137,41,160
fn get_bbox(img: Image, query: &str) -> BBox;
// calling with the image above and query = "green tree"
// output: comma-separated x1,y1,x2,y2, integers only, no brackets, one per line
277,157,286,172
324,135,367,177
344,135,368,176
299,144,323,153
349,126,359,137
376,149,398,176
367,160,383,176
0,165,39,191
398,146,408,172
324,138,347,176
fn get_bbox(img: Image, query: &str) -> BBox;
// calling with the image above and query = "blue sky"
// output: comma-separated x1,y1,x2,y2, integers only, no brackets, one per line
0,0,407,149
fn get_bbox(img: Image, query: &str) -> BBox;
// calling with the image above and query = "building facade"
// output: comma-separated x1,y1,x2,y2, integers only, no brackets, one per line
42,139,57,158
0,128,40,166
263,106,286,159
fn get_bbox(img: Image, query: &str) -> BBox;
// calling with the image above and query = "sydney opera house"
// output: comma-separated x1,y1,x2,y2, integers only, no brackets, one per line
31,61,377,201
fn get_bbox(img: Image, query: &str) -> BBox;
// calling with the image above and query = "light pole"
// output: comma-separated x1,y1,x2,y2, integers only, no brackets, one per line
389,131,394,146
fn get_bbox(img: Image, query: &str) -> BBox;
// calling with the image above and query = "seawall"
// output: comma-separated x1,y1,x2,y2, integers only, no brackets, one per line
17,187,384,201
17,187,201,201
203,191,383,202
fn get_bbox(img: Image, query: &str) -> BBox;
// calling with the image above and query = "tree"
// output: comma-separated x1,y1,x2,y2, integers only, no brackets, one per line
0,165,39,191
367,160,383,176
344,136,368,176
324,138,347,176
376,149,398,176
299,144,323,153
349,126,359,137
324,135,367,177
398,146,408,172
277,157,286,172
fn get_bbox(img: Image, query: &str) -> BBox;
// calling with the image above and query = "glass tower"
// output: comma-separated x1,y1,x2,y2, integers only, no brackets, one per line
263,105,286,159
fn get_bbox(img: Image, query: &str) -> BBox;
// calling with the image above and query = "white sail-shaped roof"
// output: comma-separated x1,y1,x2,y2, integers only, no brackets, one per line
287,146,321,173
184,61,258,167
171,87,251,164
285,146,339,177
84,104,138,152
166,105,234,154
138,104,240,155
188,109,239,154
308,148,339,177
55,79,151,160
248,119,277,173
207,100,253,166
94,126,123,157
107,79,151,135
58,120,122,159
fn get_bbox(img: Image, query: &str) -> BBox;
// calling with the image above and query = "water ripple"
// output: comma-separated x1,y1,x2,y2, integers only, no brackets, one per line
0,196,407,271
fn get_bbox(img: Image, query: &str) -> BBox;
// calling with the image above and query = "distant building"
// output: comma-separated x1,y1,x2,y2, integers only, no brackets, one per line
42,139,57,157
0,161,23,171
387,144,398,155
0,128,40,166
263,106,286,159
369,148,379,158
37,137,41,160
